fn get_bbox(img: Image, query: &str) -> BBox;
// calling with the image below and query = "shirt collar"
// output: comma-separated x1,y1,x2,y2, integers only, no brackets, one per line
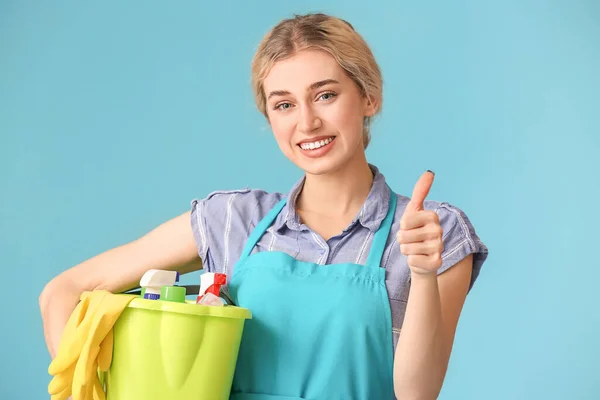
273,164,391,233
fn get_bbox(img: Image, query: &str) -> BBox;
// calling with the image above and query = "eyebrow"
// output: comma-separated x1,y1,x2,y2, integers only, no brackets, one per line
267,79,340,100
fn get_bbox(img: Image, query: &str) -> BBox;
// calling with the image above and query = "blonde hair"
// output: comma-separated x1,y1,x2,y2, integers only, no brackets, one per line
251,13,383,149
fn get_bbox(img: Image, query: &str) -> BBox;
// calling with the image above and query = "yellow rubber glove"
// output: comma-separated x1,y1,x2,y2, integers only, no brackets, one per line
49,363,75,400
97,329,113,372
48,341,110,400
49,291,109,376
48,290,135,400
48,291,102,398
72,293,135,399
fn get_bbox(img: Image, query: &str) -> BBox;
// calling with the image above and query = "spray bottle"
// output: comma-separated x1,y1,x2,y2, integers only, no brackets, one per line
196,272,227,305
139,269,180,300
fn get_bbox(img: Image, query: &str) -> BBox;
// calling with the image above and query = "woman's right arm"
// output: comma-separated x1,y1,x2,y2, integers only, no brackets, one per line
39,211,202,358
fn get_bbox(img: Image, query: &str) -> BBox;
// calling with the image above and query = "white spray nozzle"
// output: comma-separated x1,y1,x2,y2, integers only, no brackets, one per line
140,269,180,300
199,273,216,296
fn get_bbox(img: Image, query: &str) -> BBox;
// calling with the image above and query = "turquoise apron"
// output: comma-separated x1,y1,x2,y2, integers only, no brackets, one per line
229,189,397,400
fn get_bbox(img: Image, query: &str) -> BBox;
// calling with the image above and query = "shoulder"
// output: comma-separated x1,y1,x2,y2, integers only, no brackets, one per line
189,187,286,263
392,193,475,238
191,187,285,224
391,193,489,285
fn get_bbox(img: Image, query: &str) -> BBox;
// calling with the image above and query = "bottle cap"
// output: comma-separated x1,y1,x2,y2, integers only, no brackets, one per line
160,286,186,303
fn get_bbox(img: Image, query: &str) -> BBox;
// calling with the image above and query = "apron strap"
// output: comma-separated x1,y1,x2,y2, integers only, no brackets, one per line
240,198,287,260
365,188,397,269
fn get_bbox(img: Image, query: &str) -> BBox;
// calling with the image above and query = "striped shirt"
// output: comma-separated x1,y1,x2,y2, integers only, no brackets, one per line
190,164,488,350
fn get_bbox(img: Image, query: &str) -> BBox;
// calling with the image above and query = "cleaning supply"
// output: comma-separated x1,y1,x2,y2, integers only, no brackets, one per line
160,285,186,303
197,292,225,306
139,269,179,300
47,290,136,400
196,272,226,303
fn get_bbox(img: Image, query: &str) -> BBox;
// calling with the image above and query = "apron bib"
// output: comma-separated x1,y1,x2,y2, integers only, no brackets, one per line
228,189,397,400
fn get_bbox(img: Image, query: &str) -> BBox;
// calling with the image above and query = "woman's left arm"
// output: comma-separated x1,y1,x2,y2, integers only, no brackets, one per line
393,171,474,400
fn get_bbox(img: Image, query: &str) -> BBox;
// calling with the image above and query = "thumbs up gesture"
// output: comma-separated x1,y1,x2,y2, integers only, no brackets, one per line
397,171,444,275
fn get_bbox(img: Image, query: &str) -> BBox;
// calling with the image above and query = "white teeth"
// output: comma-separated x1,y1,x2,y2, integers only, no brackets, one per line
300,137,334,150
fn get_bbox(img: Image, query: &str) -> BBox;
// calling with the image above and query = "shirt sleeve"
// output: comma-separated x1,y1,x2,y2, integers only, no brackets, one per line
190,188,257,275
189,188,282,276
435,202,489,290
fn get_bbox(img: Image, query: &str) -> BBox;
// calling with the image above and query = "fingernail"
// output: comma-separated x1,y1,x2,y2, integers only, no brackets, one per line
427,169,435,175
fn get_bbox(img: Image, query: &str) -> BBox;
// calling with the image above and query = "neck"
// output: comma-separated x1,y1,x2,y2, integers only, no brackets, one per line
296,154,374,217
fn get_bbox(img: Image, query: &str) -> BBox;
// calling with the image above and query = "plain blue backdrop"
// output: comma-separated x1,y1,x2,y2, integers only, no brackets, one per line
2,1,599,399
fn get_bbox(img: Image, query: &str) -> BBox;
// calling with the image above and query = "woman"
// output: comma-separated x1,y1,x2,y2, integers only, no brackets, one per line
40,13,488,399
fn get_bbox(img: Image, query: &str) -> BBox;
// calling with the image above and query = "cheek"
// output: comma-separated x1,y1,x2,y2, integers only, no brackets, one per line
330,101,365,136
269,115,295,145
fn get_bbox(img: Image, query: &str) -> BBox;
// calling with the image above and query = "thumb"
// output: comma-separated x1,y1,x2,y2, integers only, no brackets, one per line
405,170,435,213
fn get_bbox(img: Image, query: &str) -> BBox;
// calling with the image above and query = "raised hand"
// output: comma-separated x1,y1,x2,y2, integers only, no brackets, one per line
397,171,443,275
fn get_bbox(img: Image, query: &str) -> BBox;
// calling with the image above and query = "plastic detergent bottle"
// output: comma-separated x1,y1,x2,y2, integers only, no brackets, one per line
160,285,186,303
196,272,227,304
139,269,179,300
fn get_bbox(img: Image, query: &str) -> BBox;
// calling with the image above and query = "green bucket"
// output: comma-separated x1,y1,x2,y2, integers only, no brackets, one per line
104,295,251,399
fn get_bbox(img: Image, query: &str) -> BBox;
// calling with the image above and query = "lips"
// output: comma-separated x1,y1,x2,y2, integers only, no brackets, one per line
297,136,336,150
296,136,337,158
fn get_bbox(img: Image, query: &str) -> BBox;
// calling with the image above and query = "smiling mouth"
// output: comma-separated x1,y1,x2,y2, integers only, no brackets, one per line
298,136,336,150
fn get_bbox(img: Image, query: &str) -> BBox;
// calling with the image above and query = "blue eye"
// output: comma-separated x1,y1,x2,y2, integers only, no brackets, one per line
319,92,337,101
275,102,293,111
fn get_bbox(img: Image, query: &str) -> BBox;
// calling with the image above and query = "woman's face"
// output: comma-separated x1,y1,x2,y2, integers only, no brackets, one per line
263,49,378,176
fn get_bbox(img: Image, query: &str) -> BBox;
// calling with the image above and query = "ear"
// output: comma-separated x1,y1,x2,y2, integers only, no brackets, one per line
363,95,380,117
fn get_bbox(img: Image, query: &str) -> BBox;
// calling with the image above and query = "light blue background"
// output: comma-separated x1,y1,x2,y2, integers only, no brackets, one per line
2,1,599,399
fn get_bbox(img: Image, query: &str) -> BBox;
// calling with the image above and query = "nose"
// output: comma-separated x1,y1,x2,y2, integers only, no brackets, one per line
297,104,322,134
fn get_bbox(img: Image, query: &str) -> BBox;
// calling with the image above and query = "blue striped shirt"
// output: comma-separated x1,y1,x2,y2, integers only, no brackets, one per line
190,164,488,350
